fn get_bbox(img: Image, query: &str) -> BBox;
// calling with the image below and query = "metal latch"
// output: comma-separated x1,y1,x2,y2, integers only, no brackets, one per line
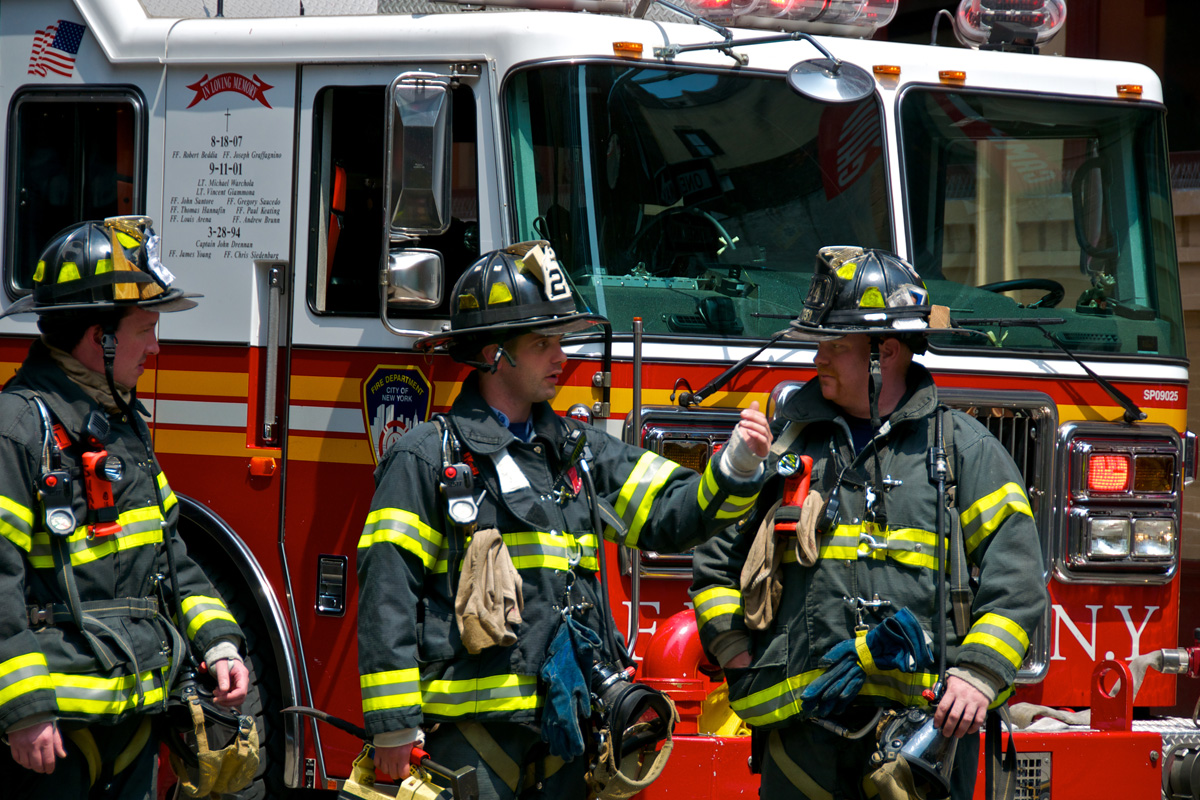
316,554,348,616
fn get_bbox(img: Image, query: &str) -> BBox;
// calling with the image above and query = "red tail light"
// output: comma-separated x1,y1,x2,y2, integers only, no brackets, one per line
1087,453,1131,492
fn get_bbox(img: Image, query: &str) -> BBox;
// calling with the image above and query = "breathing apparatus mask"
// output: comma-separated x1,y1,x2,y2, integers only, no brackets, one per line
158,667,260,799
587,660,679,800
869,702,958,800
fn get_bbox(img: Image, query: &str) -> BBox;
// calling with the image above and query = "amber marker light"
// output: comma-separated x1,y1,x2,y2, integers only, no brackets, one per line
873,65,901,76
939,70,966,83
1117,84,1143,99
613,42,644,58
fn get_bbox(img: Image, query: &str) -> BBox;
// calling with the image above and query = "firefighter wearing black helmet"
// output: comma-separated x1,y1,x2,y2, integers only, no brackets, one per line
690,247,1048,800
0,218,250,799
356,241,772,800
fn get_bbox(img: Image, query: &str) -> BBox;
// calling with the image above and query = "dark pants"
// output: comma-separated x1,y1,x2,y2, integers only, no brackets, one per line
761,717,981,800
424,721,590,800
0,716,157,800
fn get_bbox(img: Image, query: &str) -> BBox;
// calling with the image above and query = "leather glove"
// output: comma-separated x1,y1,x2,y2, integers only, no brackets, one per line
539,615,601,760
801,608,933,718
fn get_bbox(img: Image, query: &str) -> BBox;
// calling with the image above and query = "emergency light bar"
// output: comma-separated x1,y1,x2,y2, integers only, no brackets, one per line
679,0,896,34
953,0,1066,49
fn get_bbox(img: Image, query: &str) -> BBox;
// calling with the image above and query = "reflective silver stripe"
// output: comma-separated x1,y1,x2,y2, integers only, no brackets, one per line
421,674,540,717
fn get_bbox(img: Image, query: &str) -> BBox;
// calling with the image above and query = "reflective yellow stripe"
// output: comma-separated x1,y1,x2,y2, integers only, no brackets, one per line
959,482,1032,555
698,459,758,519
964,612,1030,669
33,260,45,283
801,524,940,570
361,668,422,713
157,472,178,511
855,629,876,672
693,586,743,627
95,258,113,275
0,652,54,707
358,508,444,571
53,667,168,716
612,452,679,548
180,594,236,639
26,505,165,569
0,494,35,552
730,668,937,727
421,673,540,717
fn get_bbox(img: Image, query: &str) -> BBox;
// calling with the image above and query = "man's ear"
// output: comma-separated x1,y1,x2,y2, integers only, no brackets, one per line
878,337,902,366
479,342,499,365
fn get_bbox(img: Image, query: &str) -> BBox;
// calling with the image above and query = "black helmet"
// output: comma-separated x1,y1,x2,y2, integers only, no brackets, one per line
415,240,605,359
785,246,931,341
1,216,199,318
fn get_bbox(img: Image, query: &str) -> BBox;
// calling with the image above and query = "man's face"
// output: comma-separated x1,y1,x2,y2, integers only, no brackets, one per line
493,332,567,406
111,307,161,389
813,334,871,417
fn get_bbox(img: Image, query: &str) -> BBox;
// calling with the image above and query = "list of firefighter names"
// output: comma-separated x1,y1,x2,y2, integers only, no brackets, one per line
164,68,294,269
165,138,286,261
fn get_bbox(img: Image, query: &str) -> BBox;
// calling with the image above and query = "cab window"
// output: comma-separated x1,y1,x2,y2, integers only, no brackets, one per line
5,89,144,297
309,84,479,315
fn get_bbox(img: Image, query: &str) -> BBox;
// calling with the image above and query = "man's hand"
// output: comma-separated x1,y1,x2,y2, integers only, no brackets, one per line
375,742,415,781
9,720,67,774
933,675,989,738
211,658,251,707
734,401,772,459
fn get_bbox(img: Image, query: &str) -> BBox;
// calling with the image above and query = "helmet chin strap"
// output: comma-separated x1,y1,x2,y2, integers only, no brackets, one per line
466,343,519,374
101,325,135,420
867,337,888,527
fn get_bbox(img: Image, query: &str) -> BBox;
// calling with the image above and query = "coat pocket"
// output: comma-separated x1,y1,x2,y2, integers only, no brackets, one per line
416,600,462,663
725,623,790,703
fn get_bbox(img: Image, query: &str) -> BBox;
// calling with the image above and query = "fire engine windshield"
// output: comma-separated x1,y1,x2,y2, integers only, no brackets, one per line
505,63,892,339
900,88,1184,358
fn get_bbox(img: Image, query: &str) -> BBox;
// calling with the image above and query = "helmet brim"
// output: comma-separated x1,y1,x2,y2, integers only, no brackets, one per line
0,288,201,319
414,312,607,353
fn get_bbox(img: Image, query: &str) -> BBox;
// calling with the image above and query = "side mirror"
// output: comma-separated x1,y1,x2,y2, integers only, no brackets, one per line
386,73,453,237
386,247,443,309
786,57,874,104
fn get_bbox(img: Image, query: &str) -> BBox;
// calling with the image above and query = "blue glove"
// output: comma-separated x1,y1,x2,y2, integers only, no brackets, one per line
539,615,601,760
801,608,933,718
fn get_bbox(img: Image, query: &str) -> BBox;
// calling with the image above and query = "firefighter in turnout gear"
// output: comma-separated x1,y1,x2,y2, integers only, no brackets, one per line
356,241,771,800
690,247,1048,800
0,218,249,799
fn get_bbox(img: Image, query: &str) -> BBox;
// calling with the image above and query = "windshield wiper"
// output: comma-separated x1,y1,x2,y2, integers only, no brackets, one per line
958,317,1146,423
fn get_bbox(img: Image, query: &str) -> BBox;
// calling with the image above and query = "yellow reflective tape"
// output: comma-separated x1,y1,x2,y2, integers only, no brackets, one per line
960,482,1032,554
361,668,420,688
616,453,656,520
157,473,178,510
115,231,140,248
358,508,443,570
184,608,237,639
363,691,423,713
0,674,55,708
962,631,1023,669
33,260,45,283
694,586,740,606
625,459,677,547
860,286,884,308
58,262,82,283
974,612,1030,649
95,258,113,275
696,598,743,627
855,630,876,672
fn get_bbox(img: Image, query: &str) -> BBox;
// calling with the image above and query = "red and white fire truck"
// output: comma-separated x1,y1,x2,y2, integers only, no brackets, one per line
1,0,1197,797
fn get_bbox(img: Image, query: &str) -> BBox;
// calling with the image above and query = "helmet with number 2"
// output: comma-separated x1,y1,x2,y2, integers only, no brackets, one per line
415,241,605,362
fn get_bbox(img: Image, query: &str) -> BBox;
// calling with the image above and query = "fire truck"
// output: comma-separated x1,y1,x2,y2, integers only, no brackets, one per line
1,0,1197,797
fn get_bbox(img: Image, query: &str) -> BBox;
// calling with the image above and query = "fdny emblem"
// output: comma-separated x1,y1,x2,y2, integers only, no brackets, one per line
362,366,433,463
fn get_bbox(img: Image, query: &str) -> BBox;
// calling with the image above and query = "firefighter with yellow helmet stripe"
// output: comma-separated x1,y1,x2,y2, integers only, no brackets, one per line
356,241,771,800
0,218,251,799
690,247,1048,800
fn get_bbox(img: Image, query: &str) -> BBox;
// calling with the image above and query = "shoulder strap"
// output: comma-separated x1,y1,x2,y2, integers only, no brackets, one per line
935,405,972,637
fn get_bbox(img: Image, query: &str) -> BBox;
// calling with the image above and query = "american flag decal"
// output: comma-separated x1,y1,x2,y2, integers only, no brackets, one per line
28,20,86,78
